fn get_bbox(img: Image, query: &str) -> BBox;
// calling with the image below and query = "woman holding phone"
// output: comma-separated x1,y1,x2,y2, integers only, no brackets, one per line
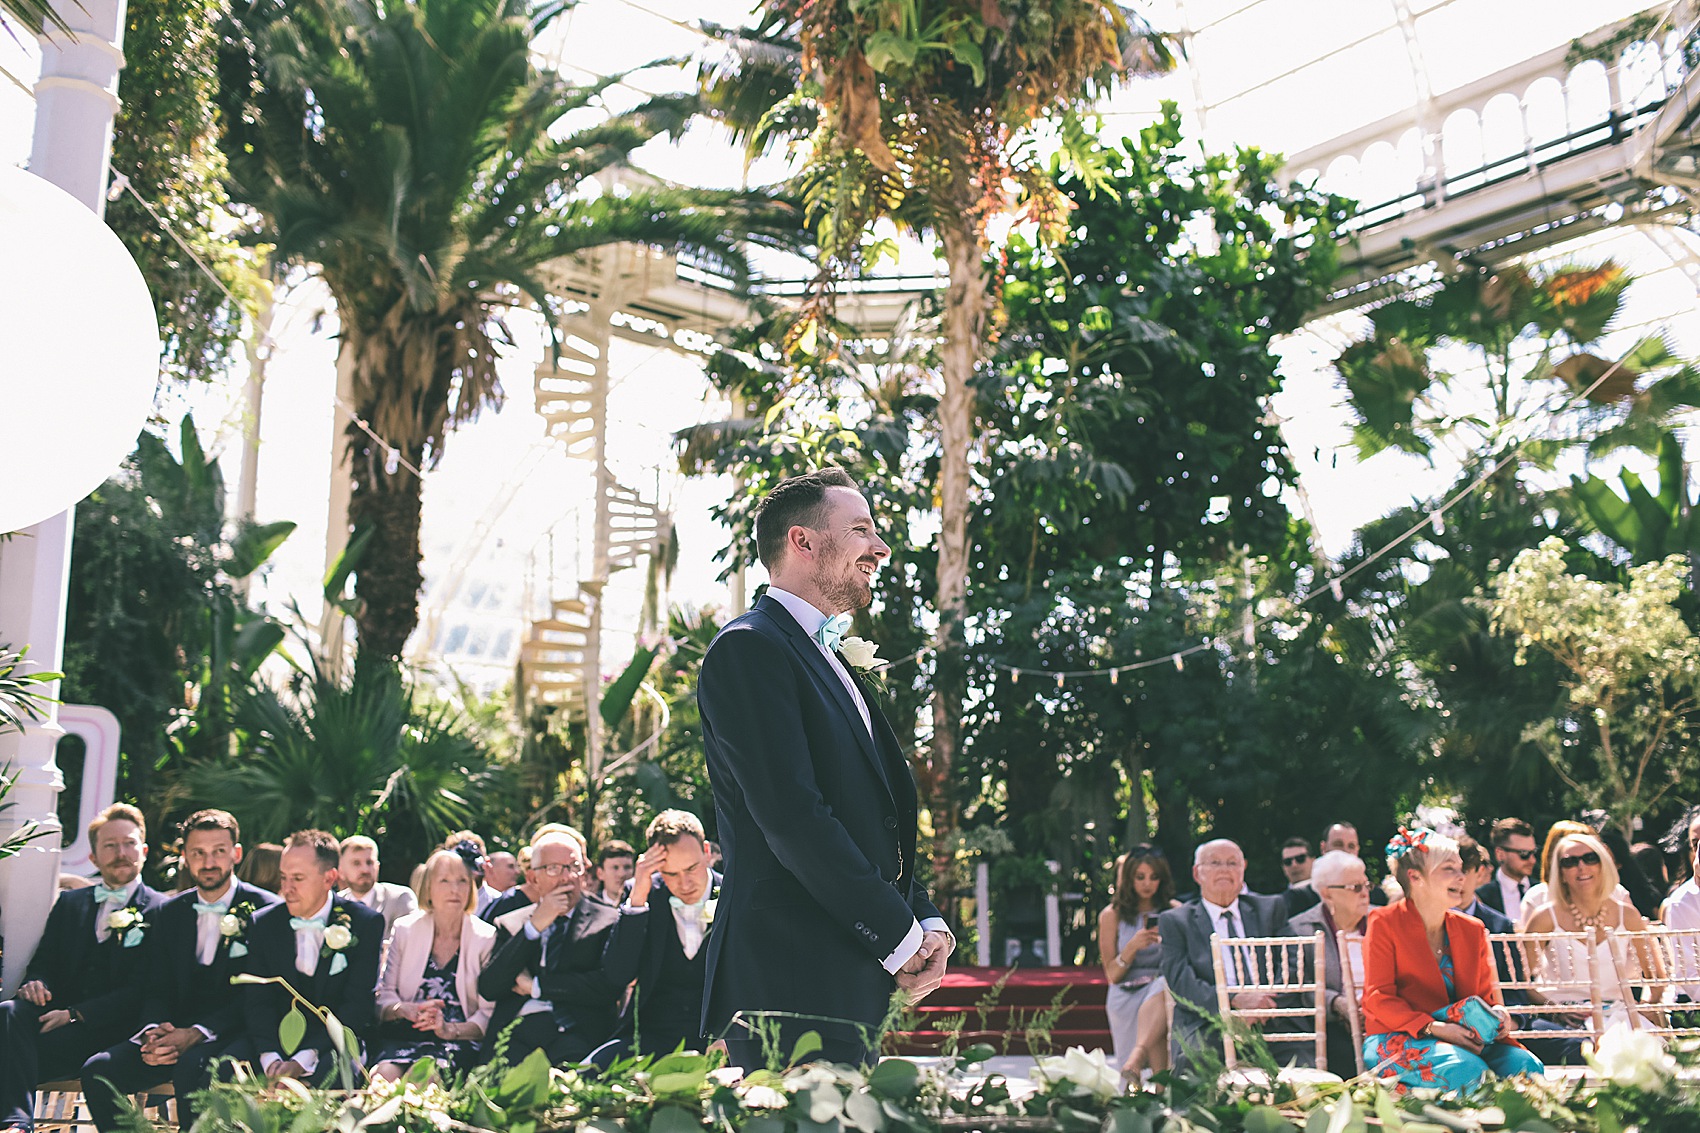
1099,847,1178,1081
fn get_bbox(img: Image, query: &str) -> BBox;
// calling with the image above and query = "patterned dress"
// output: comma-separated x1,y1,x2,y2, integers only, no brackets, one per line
374,950,478,1072
1363,944,1543,1093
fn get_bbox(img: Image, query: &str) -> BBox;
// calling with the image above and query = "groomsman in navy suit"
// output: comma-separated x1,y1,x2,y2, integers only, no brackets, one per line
226,830,383,1082
697,468,951,1070
82,810,278,1130
601,810,722,1057
0,804,166,1129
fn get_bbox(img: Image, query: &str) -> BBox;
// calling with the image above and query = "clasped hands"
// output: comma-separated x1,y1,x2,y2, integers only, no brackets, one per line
394,998,457,1038
896,930,952,1002
138,1023,205,1066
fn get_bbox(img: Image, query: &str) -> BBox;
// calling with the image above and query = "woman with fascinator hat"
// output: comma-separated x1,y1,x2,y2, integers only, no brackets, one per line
1361,827,1544,1093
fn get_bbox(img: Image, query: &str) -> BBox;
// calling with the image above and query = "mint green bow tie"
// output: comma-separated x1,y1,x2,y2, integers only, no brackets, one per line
290,915,325,932
194,900,229,916
669,895,707,913
94,885,127,904
815,613,851,652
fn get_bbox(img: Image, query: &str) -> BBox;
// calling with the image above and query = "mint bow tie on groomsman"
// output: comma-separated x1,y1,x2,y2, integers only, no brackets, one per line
94,884,128,904
815,612,852,652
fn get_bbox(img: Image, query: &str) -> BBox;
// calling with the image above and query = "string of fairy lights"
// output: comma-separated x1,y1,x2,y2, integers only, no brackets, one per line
57,24,1656,691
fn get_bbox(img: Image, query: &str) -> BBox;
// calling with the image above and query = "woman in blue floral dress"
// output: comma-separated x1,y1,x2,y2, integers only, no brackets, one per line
1361,828,1544,1093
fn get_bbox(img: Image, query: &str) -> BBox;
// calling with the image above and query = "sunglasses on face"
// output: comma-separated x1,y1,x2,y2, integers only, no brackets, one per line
1282,853,1310,866
1558,851,1602,870
1325,883,1370,894
1500,847,1538,860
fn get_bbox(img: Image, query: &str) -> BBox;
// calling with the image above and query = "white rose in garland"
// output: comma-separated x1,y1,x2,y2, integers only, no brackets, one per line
1032,1046,1121,1101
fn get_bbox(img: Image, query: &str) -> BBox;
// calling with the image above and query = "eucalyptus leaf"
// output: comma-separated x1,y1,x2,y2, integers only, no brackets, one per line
1243,1107,1298,1133
789,1029,824,1066
867,1058,920,1098
278,1004,306,1055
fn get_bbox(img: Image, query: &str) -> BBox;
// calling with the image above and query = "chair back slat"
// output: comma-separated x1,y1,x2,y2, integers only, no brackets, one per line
1485,929,1605,1044
1603,926,1700,1037
1209,931,1328,1071
1335,929,1367,1076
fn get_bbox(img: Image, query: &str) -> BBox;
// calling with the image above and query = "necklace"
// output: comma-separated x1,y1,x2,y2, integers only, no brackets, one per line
1567,900,1611,929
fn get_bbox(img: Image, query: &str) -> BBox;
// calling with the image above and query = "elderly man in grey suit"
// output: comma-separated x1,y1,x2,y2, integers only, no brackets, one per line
338,835,417,943
1158,838,1303,1077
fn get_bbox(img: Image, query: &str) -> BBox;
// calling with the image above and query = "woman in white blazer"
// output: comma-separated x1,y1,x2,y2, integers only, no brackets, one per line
372,849,498,1078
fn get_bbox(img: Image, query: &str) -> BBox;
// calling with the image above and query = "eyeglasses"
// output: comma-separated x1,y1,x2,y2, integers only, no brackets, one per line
1282,853,1310,866
1500,847,1538,860
1325,883,1370,894
1558,851,1601,870
534,863,585,877
1198,860,1242,871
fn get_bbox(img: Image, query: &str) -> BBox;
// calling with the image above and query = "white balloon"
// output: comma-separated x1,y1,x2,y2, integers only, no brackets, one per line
0,165,160,535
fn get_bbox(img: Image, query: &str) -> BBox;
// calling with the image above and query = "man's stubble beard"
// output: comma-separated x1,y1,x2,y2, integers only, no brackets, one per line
812,539,874,614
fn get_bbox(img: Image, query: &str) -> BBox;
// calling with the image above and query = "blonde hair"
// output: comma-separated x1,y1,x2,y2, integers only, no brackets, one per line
339,835,378,855
1386,829,1461,897
89,802,146,845
415,849,477,913
1547,830,1619,902
1538,820,1594,881
530,823,588,853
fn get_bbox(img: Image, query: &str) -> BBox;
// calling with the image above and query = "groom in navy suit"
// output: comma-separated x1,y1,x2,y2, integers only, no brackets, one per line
0,804,165,1129
698,467,951,1069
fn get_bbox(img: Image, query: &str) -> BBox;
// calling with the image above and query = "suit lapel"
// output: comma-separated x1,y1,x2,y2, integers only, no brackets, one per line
755,595,892,796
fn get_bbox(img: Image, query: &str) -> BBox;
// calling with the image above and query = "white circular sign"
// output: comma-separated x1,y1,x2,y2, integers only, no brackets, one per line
0,165,160,535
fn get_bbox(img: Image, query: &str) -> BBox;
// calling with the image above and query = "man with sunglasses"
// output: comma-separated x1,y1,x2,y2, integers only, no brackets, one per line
477,832,621,1065
1478,817,1538,922
1279,838,1321,916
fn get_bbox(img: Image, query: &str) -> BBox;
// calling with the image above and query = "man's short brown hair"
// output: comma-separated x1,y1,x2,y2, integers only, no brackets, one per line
182,809,240,844
597,839,635,866
753,467,858,570
284,829,341,872
89,802,146,845
1456,834,1489,874
645,809,706,848
1490,817,1534,847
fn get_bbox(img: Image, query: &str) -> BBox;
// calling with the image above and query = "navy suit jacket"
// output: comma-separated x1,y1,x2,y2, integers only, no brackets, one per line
24,882,167,1034
237,896,384,1062
477,893,622,1057
602,873,722,1043
696,594,941,1046
139,880,280,1039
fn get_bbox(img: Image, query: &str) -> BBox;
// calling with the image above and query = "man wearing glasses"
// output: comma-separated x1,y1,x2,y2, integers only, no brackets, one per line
477,833,621,1064
1478,817,1538,922
1279,838,1320,915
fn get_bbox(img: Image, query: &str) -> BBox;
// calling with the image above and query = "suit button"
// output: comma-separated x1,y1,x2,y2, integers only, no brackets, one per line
884,816,897,830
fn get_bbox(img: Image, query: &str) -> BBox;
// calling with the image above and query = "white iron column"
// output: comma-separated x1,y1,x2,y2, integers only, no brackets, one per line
0,0,130,995
584,298,613,786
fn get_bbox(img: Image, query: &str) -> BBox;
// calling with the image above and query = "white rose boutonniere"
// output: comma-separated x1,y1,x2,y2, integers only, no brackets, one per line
321,911,358,975
701,896,718,929
838,636,879,670
107,907,148,948
219,913,243,938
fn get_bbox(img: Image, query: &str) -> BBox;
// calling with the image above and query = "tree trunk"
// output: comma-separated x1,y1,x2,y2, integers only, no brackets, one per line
347,440,425,665
928,219,991,885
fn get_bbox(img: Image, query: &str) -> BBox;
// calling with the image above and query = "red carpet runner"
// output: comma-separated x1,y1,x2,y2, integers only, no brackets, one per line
884,966,1112,1057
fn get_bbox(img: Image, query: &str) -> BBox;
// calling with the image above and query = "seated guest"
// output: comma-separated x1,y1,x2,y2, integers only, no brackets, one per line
1476,818,1537,924
480,851,521,917
0,805,165,1130
372,850,497,1078
1361,827,1542,1093
1099,847,1176,1080
339,835,417,944
240,842,284,895
1290,849,1370,1076
1521,820,1628,918
1322,822,1389,907
603,811,722,1057
488,826,593,924
82,810,278,1131
1280,837,1320,916
228,830,384,1082
1660,807,1700,1001
1158,838,1296,1078
478,832,620,1064
595,841,636,907
1521,829,1666,1062
1451,836,1526,997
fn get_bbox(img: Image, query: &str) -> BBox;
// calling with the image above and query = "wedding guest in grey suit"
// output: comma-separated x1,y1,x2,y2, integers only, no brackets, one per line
1158,838,1299,1077
338,835,417,943
1290,850,1371,1075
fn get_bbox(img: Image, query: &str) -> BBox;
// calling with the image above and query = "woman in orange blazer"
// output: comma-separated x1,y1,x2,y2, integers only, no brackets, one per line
1362,828,1543,1093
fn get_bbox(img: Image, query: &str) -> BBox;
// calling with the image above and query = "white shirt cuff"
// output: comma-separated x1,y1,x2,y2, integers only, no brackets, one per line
260,1048,318,1075
260,1052,280,1073
920,917,948,935
619,902,650,915
880,919,924,974
522,919,543,940
193,1024,216,1042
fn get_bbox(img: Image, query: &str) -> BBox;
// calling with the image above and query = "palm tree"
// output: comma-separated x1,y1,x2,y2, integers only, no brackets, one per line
698,1,1172,880
218,0,799,665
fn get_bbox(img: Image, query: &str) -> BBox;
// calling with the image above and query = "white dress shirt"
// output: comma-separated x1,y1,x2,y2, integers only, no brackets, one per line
1662,877,1700,998
1203,897,1246,987
669,893,709,960
93,879,141,942
764,587,947,974
1494,867,1529,923
195,878,236,966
